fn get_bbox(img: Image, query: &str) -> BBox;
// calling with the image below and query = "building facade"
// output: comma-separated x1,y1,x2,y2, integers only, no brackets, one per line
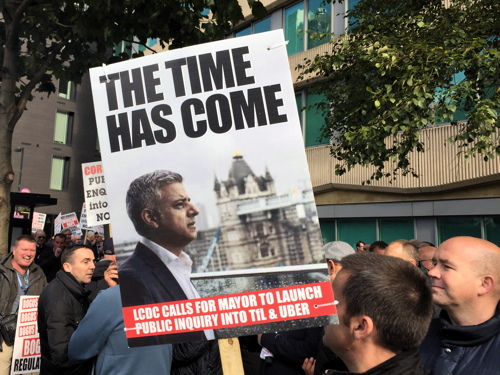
232,0,500,248
11,76,101,234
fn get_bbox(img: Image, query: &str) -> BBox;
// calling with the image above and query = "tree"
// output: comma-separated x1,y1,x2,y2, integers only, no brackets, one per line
298,0,500,182
0,0,266,256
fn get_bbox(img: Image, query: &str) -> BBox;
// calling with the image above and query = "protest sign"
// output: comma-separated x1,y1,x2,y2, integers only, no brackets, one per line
60,212,81,236
31,213,46,234
79,203,88,229
81,161,111,226
10,296,41,374
89,30,335,346
53,213,61,235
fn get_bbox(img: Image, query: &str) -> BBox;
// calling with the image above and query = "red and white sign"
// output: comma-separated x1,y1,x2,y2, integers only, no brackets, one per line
11,296,41,374
123,282,335,338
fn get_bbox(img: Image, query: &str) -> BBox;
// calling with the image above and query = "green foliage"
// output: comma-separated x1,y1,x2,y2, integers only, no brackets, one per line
0,0,263,108
298,0,500,180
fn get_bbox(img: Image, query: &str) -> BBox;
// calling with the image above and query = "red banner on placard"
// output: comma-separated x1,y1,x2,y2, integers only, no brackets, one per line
123,281,336,339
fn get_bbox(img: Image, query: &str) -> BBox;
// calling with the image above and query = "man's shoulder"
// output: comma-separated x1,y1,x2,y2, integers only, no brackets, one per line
120,242,157,271
39,275,73,301
0,254,13,272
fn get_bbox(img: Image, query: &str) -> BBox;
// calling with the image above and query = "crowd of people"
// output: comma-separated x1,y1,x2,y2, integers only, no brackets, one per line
0,230,117,375
0,217,500,375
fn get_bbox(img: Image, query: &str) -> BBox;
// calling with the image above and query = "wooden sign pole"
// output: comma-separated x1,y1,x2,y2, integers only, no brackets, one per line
219,338,245,375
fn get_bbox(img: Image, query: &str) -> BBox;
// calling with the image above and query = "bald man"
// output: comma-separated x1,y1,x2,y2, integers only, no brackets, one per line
419,236,500,375
384,239,419,266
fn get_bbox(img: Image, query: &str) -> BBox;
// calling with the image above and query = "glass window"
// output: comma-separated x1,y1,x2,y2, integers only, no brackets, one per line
305,92,327,147
146,38,158,47
296,92,304,130
319,219,336,243
254,17,271,34
337,219,377,250
285,2,305,55
347,0,361,31
54,111,74,145
379,218,414,243
285,1,331,55
50,156,68,190
437,217,482,244
484,217,500,246
307,0,331,49
58,79,75,100
235,26,251,37
235,17,271,38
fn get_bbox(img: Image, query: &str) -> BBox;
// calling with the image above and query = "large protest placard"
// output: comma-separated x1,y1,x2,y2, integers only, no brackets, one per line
81,161,111,226
10,296,40,374
89,30,336,346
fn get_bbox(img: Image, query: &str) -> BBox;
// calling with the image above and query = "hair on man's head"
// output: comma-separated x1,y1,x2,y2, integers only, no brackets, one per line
340,253,433,353
389,239,420,261
14,234,36,247
61,245,93,266
126,170,183,236
369,241,388,252
54,233,67,241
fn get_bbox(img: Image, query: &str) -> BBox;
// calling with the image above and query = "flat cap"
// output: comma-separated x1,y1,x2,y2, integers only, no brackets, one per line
323,241,356,262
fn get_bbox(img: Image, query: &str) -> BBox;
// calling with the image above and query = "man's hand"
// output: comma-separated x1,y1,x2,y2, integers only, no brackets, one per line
104,262,119,287
54,247,63,257
302,357,316,375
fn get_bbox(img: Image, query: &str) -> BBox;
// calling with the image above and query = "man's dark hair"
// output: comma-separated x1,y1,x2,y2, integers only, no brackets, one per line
14,234,36,246
54,233,66,241
126,170,183,236
369,241,388,252
61,245,93,265
340,253,433,353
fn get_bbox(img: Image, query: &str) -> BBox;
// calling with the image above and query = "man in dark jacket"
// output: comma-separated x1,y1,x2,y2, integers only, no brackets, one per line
38,245,99,375
323,253,433,375
0,235,47,375
37,233,66,282
419,236,500,375
120,170,211,346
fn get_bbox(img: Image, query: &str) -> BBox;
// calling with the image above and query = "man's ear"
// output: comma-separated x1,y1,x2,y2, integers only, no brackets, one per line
327,259,335,273
478,275,495,296
141,209,159,229
62,262,72,273
327,260,341,276
350,315,375,341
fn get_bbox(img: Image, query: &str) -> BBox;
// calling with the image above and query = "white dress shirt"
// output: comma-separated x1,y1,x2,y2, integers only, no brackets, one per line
140,237,215,340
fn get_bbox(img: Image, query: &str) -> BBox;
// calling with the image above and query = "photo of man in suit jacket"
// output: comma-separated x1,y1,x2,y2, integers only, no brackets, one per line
119,170,215,346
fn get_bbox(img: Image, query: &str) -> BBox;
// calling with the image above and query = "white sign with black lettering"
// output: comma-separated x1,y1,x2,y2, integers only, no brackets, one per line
81,161,110,226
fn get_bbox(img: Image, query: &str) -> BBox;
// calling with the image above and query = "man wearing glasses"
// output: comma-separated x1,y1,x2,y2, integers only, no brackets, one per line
34,230,49,262
0,235,47,375
417,244,436,273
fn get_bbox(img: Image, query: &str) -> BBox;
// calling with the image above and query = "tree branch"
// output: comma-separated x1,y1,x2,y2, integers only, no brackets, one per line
10,34,70,130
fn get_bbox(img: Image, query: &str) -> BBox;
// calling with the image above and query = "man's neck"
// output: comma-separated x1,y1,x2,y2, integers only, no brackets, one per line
12,262,28,275
447,303,497,326
343,344,396,373
146,235,185,257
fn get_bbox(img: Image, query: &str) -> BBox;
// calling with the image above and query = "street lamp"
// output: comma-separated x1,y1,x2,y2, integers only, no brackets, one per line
14,147,24,192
